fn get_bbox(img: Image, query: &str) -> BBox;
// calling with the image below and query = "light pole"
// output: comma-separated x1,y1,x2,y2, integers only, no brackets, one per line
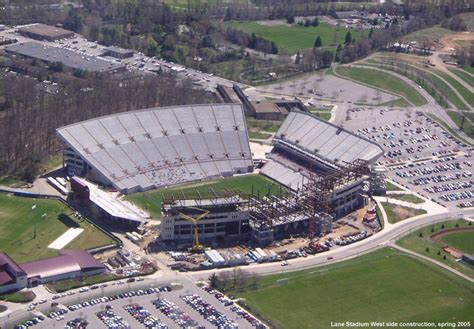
32,204,37,239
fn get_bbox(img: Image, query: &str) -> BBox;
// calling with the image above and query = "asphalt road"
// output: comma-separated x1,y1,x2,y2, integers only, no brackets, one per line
185,209,474,281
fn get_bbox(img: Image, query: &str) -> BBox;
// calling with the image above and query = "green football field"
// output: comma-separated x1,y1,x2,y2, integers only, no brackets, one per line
126,174,283,219
226,21,363,53
237,248,474,329
440,230,474,255
0,193,115,263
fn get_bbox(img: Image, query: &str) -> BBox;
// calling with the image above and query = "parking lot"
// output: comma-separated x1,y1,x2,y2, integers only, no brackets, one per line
15,281,265,329
343,107,473,208
0,25,239,92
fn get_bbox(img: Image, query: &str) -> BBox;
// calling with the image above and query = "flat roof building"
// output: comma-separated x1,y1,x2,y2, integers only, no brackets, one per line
5,41,126,73
103,46,134,59
17,24,74,41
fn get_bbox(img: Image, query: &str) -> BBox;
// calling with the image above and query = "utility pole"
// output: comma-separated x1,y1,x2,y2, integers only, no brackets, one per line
32,204,37,239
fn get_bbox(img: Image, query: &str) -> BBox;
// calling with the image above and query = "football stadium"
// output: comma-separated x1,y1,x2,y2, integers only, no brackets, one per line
57,104,385,245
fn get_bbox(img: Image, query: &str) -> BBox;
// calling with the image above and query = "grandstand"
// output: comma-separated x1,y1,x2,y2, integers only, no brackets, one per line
57,104,253,194
260,111,383,218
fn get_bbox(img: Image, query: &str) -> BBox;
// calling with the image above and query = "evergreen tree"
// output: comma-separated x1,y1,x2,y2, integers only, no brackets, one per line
314,36,322,48
345,31,352,45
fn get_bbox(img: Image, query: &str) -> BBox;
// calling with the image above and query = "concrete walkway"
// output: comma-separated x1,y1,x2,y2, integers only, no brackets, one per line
392,244,474,283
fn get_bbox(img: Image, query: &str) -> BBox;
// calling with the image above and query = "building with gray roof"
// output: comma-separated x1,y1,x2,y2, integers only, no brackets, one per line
5,41,125,73
57,104,253,194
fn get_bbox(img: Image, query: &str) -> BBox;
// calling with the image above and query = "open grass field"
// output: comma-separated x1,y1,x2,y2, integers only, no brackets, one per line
447,111,474,138
379,97,411,107
246,118,282,133
236,248,474,329
461,66,474,75
249,131,272,139
127,174,284,219
439,230,474,255
385,181,402,191
226,21,363,53
334,66,427,106
380,202,427,224
436,71,474,107
397,219,474,278
449,68,474,87
388,194,425,204
0,193,115,263
310,111,332,121
402,25,454,45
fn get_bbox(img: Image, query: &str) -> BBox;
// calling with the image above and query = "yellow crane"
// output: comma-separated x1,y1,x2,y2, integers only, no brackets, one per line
179,207,210,253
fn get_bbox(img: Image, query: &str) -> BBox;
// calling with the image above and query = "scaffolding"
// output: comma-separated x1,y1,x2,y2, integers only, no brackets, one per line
249,159,371,239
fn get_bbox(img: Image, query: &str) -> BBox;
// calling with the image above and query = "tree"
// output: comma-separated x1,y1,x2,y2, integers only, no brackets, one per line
345,31,352,45
270,42,278,54
286,15,295,24
209,273,219,289
64,10,83,32
419,232,423,237
314,36,322,48
312,17,320,27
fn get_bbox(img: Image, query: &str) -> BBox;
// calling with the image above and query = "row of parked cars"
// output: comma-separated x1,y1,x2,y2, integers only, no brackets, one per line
426,181,472,193
96,309,130,329
181,294,238,329
152,298,200,328
14,315,45,329
440,191,474,202
202,285,266,328
123,303,167,329
68,286,172,312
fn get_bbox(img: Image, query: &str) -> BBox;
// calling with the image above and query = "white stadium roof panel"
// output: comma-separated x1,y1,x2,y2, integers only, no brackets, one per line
274,112,383,165
57,104,253,193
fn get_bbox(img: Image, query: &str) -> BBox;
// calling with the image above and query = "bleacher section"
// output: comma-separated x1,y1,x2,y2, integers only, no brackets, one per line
261,111,383,191
57,104,253,193
274,111,383,165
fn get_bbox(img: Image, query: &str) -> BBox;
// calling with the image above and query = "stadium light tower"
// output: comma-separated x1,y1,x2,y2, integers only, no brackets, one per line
179,207,210,253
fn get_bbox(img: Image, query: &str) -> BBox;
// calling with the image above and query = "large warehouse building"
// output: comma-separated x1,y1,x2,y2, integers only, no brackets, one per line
5,41,125,73
57,104,254,194
17,24,74,41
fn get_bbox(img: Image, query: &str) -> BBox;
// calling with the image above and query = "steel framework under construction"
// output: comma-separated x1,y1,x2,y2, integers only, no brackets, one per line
249,159,371,239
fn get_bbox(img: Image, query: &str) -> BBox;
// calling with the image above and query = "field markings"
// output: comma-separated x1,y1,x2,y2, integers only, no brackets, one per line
48,227,84,250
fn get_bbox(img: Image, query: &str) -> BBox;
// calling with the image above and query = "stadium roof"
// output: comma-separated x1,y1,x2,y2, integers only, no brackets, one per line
5,41,125,72
274,111,383,165
57,104,253,193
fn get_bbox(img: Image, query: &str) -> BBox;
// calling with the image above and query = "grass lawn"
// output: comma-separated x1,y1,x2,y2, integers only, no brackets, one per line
226,21,363,53
0,291,35,303
235,248,474,329
379,97,411,107
440,230,474,255
249,131,272,139
461,66,474,75
380,202,427,224
0,193,115,263
388,194,425,204
385,180,402,191
127,174,284,219
246,118,282,133
334,66,427,106
436,71,474,107
46,273,116,293
447,111,474,138
402,25,454,44
310,111,331,121
425,71,470,111
0,175,24,188
397,220,474,278
449,68,474,87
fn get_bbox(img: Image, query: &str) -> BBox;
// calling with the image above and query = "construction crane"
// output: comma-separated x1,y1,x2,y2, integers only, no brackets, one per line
179,207,210,253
